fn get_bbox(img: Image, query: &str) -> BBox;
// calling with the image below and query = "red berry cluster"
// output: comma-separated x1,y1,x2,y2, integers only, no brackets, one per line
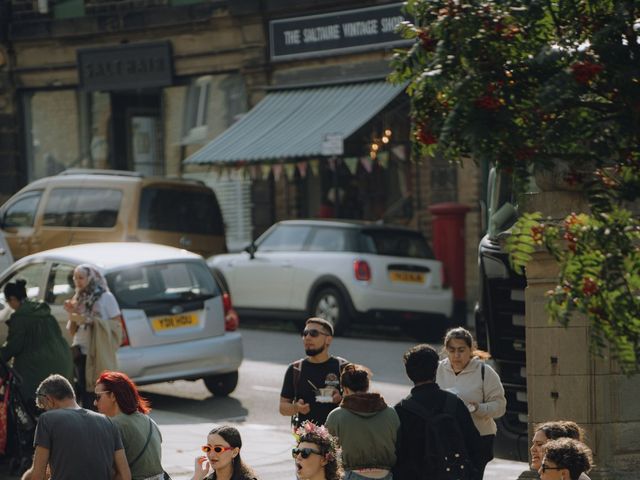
563,213,582,252
531,225,545,244
475,95,502,111
582,277,598,296
570,61,604,85
415,124,437,145
417,30,437,51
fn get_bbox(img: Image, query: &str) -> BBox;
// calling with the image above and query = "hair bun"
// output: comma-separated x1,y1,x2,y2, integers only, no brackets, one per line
16,279,27,288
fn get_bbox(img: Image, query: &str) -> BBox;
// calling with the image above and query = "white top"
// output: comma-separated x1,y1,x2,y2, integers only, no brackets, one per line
69,292,121,354
436,357,507,436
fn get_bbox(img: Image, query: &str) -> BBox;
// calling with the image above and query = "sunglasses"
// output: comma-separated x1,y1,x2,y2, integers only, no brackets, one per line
292,447,322,459
202,445,234,454
540,463,563,473
94,391,111,400
302,329,329,338
35,392,48,408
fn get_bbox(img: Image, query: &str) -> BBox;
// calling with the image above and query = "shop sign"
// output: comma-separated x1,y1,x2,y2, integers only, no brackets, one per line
78,41,173,92
269,3,410,61
321,133,344,156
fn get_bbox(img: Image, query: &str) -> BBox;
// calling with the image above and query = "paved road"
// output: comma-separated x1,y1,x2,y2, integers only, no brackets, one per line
0,326,531,479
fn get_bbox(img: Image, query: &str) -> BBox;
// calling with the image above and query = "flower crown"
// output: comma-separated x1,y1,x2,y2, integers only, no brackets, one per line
294,421,332,441
293,421,341,462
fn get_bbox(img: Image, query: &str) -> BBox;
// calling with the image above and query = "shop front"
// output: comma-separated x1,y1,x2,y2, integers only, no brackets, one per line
184,2,416,239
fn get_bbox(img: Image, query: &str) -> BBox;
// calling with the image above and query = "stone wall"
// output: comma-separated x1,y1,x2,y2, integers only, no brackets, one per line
524,190,640,480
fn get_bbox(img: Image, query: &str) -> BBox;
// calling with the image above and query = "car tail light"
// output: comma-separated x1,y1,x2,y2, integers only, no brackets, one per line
223,292,239,331
353,260,371,281
118,314,130,346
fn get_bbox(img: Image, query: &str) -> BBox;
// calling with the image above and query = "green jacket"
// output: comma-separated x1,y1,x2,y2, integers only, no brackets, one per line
326,392,400,471
1,300,74,401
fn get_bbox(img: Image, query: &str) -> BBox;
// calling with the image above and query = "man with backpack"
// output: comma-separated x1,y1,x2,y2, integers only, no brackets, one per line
394,344,483,480
279,317,348,427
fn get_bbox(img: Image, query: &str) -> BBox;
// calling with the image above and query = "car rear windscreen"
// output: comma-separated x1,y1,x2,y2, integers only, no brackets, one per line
360,230,435,259
138,187,224,235
107,261,220,309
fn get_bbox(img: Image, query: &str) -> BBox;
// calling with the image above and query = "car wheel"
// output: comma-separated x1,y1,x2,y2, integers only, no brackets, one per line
311,287,350,336
203,371,238,396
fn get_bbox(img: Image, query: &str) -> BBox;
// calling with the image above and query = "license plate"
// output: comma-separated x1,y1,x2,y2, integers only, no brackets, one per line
152,313,198,331
389,271,425,283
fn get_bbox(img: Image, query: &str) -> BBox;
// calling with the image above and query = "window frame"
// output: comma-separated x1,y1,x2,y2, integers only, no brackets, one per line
182,76,212,144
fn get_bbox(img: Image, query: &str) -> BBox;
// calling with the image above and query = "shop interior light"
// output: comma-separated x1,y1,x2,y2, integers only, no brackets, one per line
384,129,392,137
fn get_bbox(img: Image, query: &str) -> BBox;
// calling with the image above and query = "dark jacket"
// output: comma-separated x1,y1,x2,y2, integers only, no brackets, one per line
0,300,74,401
393,382,483,480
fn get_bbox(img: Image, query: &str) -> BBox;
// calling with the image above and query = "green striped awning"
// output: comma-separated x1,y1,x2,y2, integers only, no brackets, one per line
184,81,404,164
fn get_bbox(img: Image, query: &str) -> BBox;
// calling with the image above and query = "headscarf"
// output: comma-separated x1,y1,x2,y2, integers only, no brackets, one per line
73,264,109,315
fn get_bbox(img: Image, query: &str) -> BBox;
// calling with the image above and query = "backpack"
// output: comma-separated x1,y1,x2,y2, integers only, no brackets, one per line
399,392,475,480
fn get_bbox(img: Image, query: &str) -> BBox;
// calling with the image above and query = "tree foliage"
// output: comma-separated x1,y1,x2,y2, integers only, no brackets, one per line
391,0,640,372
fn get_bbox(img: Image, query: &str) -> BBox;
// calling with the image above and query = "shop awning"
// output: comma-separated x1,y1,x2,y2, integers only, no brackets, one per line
184,81,404,164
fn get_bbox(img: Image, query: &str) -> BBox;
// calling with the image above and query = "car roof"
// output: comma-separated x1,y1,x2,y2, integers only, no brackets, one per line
12,171,208,192
17,242,203,271
276,219,423,233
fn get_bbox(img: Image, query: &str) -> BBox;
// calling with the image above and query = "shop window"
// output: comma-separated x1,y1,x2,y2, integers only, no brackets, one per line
22,90,81,181
183,76,211,144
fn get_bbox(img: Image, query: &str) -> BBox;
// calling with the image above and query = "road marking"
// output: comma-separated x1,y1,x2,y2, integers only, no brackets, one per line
253,385,281,393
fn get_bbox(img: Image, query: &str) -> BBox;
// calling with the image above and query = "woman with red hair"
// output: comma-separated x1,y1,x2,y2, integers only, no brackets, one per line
95,371,165,480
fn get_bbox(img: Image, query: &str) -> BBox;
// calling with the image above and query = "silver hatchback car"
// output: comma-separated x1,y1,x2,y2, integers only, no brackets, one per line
0,242,243,396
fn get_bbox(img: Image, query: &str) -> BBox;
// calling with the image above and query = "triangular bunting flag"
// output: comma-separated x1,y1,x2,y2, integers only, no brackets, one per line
272,164,283,181
361,156,373,173
261,164,272,179
250,165,260,180
391,145,407,161
284,163,295,180
309,159,320,177
344,157,358,175
378,151,390,169
297,161,308,178
328,157,336,171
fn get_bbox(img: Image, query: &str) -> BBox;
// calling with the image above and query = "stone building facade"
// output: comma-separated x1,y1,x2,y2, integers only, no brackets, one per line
2,0,483,312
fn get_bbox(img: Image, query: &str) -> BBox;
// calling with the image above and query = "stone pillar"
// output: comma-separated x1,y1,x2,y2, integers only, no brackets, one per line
522,190,640,480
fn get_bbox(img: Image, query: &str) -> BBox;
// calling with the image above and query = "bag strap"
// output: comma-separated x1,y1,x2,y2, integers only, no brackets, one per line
292,359,303,401
129,417,154,468
481,362,485,403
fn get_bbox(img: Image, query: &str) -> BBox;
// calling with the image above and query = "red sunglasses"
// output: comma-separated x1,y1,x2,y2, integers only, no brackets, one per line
202,445,233,454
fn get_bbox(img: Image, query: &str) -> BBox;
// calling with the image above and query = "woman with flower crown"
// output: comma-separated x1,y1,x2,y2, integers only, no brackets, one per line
292,421,344,480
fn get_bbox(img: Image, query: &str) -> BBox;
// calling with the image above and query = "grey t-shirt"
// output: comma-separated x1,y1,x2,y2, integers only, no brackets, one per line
35,407,124,480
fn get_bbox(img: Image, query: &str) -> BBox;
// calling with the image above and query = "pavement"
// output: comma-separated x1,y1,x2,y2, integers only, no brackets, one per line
0,418,531,480
157,420,532,480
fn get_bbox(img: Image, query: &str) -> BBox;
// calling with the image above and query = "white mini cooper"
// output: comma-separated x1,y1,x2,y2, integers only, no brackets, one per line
208,220,453,338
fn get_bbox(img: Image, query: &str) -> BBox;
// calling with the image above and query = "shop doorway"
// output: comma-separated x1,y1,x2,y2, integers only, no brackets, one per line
110,92,164,175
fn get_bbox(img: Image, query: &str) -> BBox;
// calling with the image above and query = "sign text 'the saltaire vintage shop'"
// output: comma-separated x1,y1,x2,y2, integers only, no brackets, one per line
269,3,411,61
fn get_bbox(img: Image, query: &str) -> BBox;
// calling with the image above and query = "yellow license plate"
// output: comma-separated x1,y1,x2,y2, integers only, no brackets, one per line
152,313,198,331
389,271,425,283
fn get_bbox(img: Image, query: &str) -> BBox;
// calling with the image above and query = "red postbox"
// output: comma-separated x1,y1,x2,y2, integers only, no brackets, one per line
428,202,471,302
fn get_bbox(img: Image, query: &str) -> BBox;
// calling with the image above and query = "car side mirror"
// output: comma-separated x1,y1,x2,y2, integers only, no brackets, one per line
244,242,256,259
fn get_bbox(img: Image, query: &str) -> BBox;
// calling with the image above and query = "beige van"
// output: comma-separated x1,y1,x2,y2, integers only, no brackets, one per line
0,169,227,259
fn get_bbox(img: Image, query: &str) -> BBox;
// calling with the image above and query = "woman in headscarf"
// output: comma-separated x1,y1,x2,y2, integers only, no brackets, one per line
64,264,122,408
